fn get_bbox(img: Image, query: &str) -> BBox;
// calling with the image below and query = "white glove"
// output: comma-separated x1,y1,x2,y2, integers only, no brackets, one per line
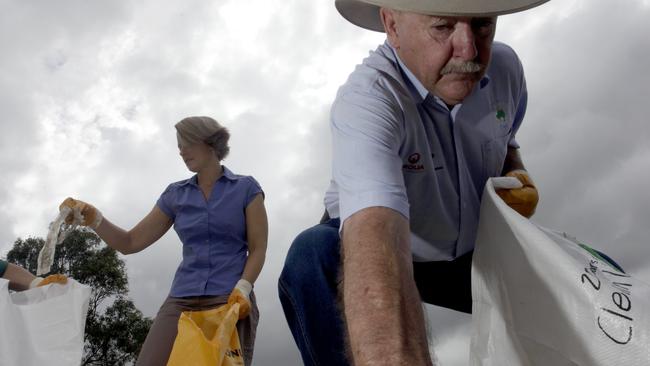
491,176,523,190
228,279,252,319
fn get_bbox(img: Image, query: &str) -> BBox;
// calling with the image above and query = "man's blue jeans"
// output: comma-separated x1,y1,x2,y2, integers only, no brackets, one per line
277,218,474,365
278,218,348,366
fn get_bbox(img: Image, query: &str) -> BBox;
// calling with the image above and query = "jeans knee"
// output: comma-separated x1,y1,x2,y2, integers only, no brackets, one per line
280,224,340,286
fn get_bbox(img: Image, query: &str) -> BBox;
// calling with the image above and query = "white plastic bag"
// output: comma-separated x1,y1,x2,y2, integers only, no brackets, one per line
38,206,80,276
0,278,91,366
470,179,650,366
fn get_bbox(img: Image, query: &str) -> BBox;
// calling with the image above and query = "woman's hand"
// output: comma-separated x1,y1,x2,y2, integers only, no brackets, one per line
228,279,252,319
59,197,103,229
31,274,68,288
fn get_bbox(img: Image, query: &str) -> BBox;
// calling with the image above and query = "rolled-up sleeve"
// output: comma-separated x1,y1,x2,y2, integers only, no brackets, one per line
331,88,410,225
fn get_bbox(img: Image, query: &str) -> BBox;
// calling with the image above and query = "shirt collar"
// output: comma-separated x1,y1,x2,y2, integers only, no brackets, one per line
388,42,491,103
185,165,236,187
389,43,429,103
221,165,236,180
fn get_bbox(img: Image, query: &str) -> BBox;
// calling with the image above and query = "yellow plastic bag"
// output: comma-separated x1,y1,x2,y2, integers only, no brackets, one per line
167,303,244,366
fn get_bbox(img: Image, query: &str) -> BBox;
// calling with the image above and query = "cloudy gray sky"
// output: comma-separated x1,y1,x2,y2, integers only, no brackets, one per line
1,0,649,365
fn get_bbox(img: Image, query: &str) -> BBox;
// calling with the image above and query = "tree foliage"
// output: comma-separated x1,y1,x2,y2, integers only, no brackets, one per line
6,229,152,365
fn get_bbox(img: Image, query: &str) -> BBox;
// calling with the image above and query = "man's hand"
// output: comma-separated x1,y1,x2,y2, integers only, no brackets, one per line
59,197,103,229
495,170,539,218
228,279,252,320
30,274,68,288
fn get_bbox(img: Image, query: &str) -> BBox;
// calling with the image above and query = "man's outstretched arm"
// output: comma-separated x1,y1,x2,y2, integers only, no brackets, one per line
341,206,433,365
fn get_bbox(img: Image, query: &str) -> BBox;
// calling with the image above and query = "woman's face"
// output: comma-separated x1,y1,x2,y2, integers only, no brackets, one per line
178,141,217,173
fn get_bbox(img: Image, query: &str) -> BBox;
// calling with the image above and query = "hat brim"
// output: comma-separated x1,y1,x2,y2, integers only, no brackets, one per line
335,0,550,32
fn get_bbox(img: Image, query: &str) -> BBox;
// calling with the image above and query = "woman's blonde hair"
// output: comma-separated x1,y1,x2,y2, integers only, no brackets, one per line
175,116,230,160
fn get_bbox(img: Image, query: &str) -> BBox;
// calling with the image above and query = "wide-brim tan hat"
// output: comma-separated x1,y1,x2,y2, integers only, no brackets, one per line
335,0,550,32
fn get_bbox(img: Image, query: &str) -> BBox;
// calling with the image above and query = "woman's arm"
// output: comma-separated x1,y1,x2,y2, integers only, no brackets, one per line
95,205,173,255
240,193,268,284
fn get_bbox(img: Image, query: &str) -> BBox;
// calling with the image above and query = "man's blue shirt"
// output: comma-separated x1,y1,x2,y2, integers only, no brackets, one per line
324,41,527,261
157,166,263,297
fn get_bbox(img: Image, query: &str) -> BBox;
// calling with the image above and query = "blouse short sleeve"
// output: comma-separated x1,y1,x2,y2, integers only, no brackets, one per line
245,176,264,206
156,184,176,220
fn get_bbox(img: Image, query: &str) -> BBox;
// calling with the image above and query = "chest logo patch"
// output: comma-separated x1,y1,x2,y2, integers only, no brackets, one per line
408,153,420,164
403,153,425,171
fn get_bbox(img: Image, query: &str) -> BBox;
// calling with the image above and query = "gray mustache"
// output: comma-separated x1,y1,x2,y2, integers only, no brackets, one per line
440,61,484,75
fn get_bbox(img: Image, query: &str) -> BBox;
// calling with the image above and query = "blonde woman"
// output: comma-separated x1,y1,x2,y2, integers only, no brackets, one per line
60,116,267,365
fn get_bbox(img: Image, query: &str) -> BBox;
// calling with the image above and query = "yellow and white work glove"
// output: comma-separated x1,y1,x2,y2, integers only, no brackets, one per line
59,197,103,229
494,169,539,218
29,274,68,289
227,279,252,320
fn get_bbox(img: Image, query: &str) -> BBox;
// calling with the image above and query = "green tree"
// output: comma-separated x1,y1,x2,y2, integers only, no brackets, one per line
6,229,152,366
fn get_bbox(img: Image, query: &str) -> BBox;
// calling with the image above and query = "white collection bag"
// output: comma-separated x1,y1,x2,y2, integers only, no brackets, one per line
0,278,91,366
470,179,650,366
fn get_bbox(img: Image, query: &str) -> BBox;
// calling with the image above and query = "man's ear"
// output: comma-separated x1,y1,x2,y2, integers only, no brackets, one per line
380,8,400,49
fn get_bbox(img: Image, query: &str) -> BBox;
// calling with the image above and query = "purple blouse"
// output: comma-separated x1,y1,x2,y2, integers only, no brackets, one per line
157,166,263,297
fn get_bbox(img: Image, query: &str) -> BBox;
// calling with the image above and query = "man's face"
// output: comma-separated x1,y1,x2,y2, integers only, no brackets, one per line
383,10,496,106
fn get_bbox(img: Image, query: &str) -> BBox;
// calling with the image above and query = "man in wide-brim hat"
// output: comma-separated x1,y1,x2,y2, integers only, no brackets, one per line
279,0,547,364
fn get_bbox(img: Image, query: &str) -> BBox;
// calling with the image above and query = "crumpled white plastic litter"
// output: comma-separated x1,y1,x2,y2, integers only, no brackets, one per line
37,206,83,275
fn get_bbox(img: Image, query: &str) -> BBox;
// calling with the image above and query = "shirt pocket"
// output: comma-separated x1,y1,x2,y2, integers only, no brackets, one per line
480,96,514,180
481,128,510,180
